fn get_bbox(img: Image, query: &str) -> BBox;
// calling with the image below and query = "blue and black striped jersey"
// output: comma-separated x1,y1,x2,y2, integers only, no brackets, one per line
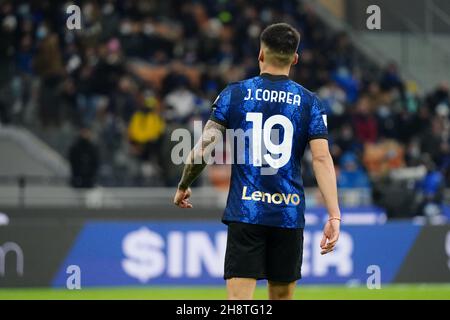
210,73,328,229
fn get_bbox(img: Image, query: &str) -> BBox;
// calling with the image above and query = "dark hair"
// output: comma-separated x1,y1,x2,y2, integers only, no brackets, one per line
260,23,300,65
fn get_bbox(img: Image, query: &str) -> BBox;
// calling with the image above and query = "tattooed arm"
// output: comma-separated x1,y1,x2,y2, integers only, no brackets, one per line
173,120,226,208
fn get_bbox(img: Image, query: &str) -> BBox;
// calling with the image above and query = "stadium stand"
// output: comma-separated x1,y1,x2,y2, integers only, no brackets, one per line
0,0,449,218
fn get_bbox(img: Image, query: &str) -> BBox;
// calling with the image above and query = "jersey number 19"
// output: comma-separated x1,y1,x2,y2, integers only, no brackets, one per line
246,112,293,169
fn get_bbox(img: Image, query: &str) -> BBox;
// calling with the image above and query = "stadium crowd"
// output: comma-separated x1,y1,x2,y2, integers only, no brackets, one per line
0,0,449,212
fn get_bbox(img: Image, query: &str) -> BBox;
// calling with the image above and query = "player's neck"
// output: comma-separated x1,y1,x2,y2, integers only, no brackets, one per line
259,65,290,77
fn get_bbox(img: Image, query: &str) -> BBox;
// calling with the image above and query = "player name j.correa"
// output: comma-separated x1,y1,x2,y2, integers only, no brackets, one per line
241,186,301,205
244,88,301,106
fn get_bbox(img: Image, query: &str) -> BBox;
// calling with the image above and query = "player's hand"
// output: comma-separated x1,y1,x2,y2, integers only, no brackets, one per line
173,187,193,209
320,218,340,255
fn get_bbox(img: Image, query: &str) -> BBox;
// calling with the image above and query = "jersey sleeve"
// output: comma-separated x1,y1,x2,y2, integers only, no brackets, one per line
209,85,232,127
308,95,328,141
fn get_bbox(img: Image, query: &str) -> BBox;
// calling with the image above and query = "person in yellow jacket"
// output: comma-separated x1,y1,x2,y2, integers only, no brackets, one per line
128,94,165,160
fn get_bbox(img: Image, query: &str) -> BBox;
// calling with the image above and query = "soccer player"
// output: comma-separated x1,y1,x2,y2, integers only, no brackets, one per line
173,23,340,300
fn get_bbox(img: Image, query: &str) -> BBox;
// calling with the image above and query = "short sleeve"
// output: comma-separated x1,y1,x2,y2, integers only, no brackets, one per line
209,86,232,127
308,95,328,141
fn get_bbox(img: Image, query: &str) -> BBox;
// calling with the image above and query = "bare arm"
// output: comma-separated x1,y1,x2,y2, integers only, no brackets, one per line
174,120,226,208
310,138,341,254
310,139,340,217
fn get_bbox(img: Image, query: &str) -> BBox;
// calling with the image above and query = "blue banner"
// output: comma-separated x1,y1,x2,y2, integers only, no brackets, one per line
52,221,423,287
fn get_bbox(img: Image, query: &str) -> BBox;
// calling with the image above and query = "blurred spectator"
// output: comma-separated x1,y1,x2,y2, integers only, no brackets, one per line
331,67,359,104
352,95,378,143
318,80,346,117
128,92,165,161
69,127,99,188
363,140,405,177
330,124,361,163
337,152,371,189
380,62,405,102
111,76,138,122
0,2,16,85
425,82,449,112
416,159,445,217
420,117,447,166
163,76,197,122
33,33,64,127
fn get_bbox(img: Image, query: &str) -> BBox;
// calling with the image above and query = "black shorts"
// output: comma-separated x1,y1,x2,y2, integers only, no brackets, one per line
224,222,304,283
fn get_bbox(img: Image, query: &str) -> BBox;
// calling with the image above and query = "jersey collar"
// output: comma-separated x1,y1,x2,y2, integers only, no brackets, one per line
260,73,289,81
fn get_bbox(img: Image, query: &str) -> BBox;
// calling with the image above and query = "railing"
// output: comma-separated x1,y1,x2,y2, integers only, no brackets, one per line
0,175,374,208
0,175,448,209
